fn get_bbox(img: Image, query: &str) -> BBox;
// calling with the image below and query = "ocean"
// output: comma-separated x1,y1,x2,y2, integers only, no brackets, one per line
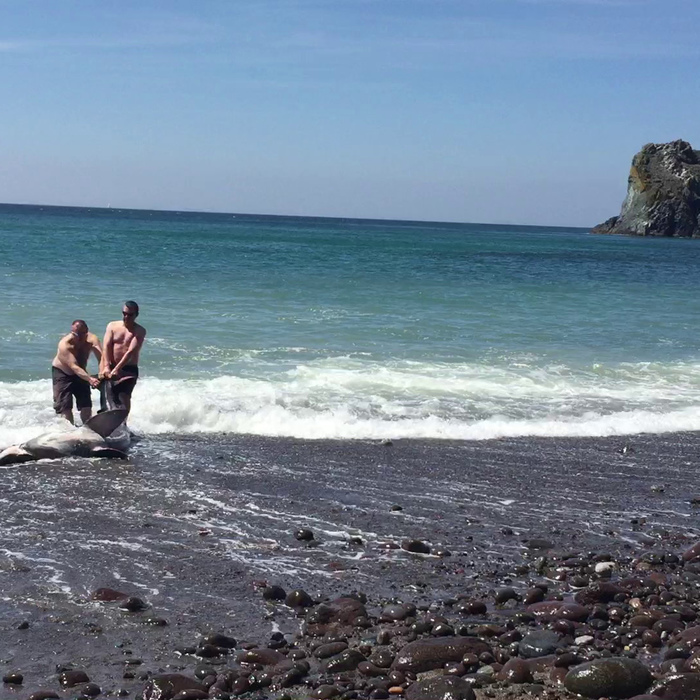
2,202,700,448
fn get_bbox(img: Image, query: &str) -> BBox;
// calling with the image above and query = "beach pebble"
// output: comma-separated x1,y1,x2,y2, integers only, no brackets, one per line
651,673,700,698
526,539,553,550
2,672,22,684
519,630,561,658
285,589,314,608
203,633,236,649
494,587,519,604
314,641,348,659
144,616,168,626
392,636,490,673
357,661,386,677
574,581,625,604
401,539,431,554
262,584,286,601
91,587,129,601
141,674,207,700
455,600,486,615
683,540,700,562
59,670,90,688
594,561,615,574
295,528,314,541
564,657,652,698
77,682,102,697
171,691,209,700
236,648,286,666
119,596,149,612
324,648,366,672
381,604,416,623
28,692,60,700
405,676,475,700
497,658,533,684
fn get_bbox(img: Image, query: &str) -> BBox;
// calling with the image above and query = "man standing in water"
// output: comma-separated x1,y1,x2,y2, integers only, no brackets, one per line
100,301,147,418
52,320,102,425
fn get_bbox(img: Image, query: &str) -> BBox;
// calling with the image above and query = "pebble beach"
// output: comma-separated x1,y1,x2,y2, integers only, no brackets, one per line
1,430,699,700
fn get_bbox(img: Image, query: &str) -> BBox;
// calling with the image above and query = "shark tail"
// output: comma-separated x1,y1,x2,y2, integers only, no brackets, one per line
84,409,128,438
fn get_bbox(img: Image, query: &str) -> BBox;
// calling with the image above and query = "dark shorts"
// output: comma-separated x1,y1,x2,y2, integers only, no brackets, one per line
111,365,139,406
52,367,92,414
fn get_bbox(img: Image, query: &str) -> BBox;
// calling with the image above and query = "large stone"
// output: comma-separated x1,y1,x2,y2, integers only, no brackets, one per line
405,676,475,700
392,637,490,673
683,541,700,562
519,630,562,658
592,140,700,238
651,673,700,699
140,675,206,700
564,658,652,699
324,649,366,672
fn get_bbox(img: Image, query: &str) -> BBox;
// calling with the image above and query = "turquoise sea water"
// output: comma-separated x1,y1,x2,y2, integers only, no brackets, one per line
2,203,700,443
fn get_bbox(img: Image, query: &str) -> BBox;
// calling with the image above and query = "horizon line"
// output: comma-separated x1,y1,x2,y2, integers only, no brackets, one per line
0,200,593,232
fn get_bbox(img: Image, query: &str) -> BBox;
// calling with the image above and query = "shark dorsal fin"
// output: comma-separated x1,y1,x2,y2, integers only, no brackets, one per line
84,409,128,438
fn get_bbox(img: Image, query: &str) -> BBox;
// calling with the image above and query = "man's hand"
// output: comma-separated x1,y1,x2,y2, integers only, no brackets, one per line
88,376,100,389
102,369,112,379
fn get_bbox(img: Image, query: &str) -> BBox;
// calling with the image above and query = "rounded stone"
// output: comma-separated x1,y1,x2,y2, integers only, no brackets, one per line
2,672,23,685
650,673,700,699
564,658,653,699
497,658,533,684
519,630,561,659
405,676,475,700
285,589,314,608
262,584,286,601
401,539,431,554
59,670,90,688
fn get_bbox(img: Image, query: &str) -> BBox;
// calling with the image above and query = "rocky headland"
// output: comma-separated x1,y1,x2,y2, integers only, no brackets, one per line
592,140,700,237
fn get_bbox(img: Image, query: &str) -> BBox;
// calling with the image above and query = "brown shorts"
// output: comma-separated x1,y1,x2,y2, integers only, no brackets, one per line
111,365,139,407
52,367,92,414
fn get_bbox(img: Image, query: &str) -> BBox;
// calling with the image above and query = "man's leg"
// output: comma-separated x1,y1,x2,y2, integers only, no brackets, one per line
112,378,136,419
53,370,74,424
73,378,93,426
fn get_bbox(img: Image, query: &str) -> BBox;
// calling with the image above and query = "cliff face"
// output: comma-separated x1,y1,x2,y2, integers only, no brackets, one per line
592,140,700,237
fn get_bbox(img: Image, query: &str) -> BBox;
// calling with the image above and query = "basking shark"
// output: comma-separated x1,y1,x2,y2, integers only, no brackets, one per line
0,408,130,466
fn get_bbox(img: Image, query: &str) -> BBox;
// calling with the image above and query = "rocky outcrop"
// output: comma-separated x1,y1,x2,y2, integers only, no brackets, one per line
592,140,700,237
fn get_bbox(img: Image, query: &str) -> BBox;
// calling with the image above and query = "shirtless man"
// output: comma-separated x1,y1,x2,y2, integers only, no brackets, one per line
99,301,146,418
52,320,102,425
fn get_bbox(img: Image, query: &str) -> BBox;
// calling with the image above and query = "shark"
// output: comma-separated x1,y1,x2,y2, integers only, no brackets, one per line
0,408,130,466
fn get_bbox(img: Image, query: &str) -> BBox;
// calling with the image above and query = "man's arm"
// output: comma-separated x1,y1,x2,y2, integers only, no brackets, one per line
89,333,103,366
109,330,145,376
99,324,114,377
57,340,100,387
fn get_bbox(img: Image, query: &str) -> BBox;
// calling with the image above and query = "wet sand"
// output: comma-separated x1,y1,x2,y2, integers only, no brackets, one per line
0,431,698,697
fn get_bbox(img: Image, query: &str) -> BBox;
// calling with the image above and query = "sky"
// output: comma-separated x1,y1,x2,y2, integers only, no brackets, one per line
0,0,698,227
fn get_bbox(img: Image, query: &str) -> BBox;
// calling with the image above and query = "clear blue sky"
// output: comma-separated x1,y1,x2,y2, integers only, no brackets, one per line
0,0,697,226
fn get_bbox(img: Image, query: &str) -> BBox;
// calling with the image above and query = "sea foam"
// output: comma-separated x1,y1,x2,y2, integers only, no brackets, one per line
2,357,700,443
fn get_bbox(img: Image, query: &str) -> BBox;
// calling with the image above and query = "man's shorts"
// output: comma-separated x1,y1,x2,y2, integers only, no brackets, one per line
111,365,139,407
52,367,92,414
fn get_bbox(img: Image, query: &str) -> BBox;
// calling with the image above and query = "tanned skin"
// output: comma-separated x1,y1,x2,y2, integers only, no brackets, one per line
51,321,102,424
99,303,146,418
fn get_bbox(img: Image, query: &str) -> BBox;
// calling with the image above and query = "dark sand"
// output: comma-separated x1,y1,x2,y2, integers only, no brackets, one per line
0,431,698,697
